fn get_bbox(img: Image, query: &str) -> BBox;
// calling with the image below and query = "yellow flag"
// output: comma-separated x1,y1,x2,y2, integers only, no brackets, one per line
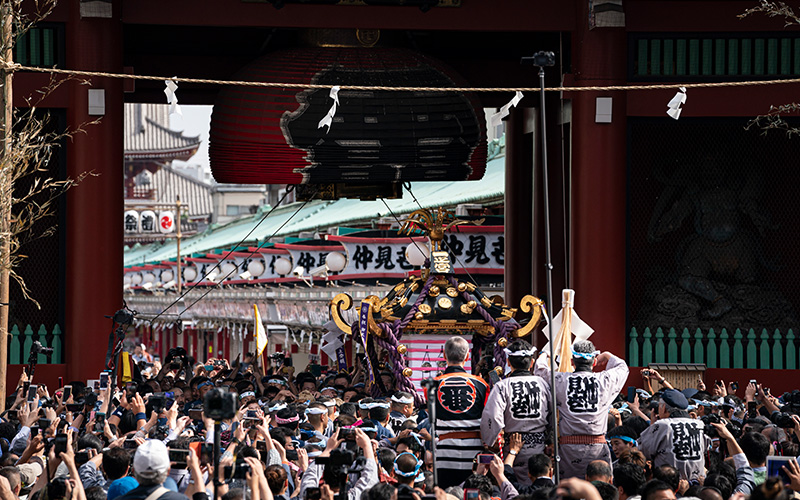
254,304,268,357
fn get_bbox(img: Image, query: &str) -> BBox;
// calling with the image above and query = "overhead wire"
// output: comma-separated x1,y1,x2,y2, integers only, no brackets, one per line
147,186,316,325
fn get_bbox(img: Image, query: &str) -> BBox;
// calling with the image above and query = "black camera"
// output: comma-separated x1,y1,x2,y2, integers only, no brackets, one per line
775,412,796,429
521,51,556,68
31,341,54,356
701,413,721,438
224,458,251,480
113,308,134,326
149,393,167,414
204,387,238,421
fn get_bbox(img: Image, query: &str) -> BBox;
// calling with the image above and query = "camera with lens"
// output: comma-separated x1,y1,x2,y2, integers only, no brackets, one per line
149,393,167,414
701,413,721,438
113,308,134,326
31,341,54,357
224,457,251,480
774,411,796,429
204,387,238,421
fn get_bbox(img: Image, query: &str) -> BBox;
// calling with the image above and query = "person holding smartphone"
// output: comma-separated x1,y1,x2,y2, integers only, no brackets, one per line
481,340,551,487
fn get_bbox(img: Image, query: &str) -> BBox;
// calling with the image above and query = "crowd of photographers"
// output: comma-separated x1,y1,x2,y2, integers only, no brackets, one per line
1,339,800,500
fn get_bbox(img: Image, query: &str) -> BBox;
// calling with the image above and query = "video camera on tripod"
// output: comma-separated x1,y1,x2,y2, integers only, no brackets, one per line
27,340,54,380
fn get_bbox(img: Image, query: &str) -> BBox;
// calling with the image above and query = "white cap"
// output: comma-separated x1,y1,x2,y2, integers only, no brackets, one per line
133,439,170,478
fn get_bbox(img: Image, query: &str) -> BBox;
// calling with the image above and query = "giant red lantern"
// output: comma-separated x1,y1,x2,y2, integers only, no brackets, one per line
209,46,487,198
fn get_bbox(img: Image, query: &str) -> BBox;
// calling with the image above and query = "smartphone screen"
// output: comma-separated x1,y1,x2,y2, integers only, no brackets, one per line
99,372,109,391
627,386,636,403
54,433,68,454
477,454,494,464
465,489,480,500
168,449,189,468
27,384,38,402
63,386,72,401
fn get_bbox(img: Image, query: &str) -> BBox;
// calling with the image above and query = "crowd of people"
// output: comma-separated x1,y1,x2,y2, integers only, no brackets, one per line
0,336,799,500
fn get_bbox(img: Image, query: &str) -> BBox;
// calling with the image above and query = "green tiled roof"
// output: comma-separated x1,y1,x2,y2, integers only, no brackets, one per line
124,145,505,267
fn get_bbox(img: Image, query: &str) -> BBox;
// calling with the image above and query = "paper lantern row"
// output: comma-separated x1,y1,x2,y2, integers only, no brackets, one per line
125,210,175,234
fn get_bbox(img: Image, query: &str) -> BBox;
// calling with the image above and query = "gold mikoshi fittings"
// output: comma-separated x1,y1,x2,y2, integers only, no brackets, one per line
497,337,508,348
468,300,478,309
494,367,504,375
457,282,467,293
397,344,407,355
437,297,453,309
429,285,440,297
402,367,413,377
414,312,424,320
446,287,458,298
418,304,432,315
460,304,472,314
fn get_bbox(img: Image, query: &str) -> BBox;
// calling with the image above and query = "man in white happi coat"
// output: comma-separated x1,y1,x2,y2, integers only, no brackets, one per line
481,339,551,486
535,339,629,479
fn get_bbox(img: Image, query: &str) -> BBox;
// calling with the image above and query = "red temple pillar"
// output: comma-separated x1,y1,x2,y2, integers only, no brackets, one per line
504,108,534,311
570,7,628,356
64,3,124,383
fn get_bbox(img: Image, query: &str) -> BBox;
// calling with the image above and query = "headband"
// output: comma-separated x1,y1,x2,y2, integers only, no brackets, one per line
504,348,538,357
321,400,336,408
320,387,338,393
409,432,424,447
268,379,287,386
361,402,390,410
415,473,426,483
359,426,378,433
307,451,322,458
197,381,214,389
239,391,255,400
305,407,327,415
572,349,600,360
269,403,288,412
610,435,638,447
276,415,300,424
391,395,414,405
393,452,423,478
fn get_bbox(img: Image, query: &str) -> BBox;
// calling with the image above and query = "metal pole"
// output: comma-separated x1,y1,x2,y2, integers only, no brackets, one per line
213,419,221,500
176,196,182,294
423,378,439,487
0,2,14,412
537,62,560,482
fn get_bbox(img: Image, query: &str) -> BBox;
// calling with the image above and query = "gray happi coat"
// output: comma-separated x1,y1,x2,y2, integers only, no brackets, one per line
638,416,712,481
535,352,629,479
481,370,551,486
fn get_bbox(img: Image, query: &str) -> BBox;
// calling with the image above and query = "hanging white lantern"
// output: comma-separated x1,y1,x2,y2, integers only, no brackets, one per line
131,273,143,285
274,257,292,276
142,272,156,284
183,266,198,282
140,210,157,232
405,242,430,267
206,269,219,282
247,259,265,278
325,251,347,272
124,210,139,233
159,211,175,234
220,262,237,280
161,269,174,283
